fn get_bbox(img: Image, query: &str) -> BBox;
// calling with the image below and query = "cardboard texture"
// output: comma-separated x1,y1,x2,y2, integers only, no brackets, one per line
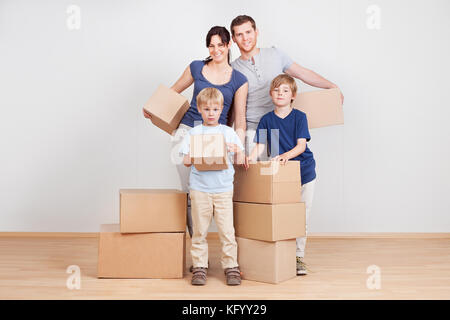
233,201,305,241
236,237,296,284
98,224,186,279
143,84,190,135
120,189,187,233
292,87,343,129
190,133,228,171
233,161,301,204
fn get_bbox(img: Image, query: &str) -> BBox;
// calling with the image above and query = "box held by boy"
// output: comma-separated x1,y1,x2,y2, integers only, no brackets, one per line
143,84,190,135
233,201,305,242
234,161,301,204
190,133,228,171
98,224,185,279
236,237,296,284
120,189,187,233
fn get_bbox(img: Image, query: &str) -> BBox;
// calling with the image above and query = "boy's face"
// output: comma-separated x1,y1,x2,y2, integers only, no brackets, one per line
232,21,258,54
271,84,296,107
197,102,223,126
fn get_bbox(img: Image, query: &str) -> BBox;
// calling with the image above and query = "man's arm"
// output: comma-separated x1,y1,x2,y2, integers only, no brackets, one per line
285,62,344,104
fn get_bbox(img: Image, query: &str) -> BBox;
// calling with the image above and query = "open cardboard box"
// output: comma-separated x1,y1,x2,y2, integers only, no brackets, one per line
190,133,228,171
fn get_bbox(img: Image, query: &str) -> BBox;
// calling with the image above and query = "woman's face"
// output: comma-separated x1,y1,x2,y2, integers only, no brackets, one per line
208,35,230,63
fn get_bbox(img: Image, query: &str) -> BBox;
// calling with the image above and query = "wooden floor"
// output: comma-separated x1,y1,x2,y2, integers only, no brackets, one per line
0,235,449,300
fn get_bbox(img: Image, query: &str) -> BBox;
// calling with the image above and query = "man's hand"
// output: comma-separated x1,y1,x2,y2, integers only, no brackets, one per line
272,154,289,165
143,108,152,120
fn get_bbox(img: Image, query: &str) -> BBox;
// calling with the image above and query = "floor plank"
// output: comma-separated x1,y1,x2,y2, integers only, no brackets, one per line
0,236,449,299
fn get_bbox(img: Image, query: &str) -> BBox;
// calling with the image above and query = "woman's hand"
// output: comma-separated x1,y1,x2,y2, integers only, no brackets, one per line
143,108,152,120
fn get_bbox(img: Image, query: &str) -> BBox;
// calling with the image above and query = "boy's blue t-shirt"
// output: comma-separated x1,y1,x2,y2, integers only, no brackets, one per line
180,60,248,127
254,109,316,185
179,124,244,193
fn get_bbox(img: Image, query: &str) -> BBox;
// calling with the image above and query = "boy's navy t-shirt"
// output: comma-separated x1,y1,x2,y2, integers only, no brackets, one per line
254,109,316,185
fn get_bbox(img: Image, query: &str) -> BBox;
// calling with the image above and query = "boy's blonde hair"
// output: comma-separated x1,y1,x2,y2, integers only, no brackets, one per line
196,87,224,109
270,74,298,100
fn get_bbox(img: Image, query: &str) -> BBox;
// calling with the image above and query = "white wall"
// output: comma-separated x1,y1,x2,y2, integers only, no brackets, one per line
1,0,449,232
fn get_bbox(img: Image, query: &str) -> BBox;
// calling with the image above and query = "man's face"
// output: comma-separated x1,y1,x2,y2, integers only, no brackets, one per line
232,21,258,53
198,102,222,126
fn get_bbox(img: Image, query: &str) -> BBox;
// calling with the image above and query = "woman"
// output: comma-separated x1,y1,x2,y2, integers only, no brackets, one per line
143,26,248,237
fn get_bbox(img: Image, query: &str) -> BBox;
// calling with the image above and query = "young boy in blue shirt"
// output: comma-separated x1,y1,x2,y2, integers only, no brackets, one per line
245,74,317,275
179,87,245,286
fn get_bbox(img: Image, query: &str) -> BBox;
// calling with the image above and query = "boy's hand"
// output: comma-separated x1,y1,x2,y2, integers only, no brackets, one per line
143,108,152,120
226,142,240,153
273,154,289,165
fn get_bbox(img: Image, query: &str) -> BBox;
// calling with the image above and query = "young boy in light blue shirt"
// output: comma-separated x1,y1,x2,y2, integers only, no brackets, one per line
179,87,245,286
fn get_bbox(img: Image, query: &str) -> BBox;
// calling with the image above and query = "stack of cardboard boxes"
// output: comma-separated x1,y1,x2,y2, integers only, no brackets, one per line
97,189,187,279
233,161,306,284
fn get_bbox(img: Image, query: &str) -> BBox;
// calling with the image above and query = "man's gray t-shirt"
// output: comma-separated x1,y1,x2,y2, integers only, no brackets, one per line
231,47,294,129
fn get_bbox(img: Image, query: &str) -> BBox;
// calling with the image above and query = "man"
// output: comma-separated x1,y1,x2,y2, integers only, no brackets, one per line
230,15,344,276
230,15,344,154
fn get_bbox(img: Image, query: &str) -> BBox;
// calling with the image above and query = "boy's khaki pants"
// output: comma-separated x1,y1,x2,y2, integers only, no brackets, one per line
189,189,238,270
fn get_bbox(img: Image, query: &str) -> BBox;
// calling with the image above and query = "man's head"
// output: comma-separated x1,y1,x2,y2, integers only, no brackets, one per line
230,15,258,54
196,87,224,126
270,74,298,107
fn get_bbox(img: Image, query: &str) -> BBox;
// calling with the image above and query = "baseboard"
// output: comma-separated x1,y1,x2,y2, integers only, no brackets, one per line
0,232,449,239
0,232,99,238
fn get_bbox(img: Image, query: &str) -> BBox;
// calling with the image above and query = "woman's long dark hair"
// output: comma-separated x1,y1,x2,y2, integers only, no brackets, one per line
204,26,231,65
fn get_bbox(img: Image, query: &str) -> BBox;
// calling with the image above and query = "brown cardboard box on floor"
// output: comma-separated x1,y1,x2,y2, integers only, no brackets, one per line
120,189,187,233
233,201,305,242
190,133,228,171
233,161,301,204
143,84,190,135
292,87,343,129
236,237,296,284
98,224,185,279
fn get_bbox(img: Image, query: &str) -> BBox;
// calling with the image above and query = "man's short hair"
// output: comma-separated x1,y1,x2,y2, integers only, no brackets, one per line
270,74,298,97
230,15,256,36
196,87,224,109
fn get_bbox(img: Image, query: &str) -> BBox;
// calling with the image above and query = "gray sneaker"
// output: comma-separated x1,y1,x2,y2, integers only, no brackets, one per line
296,257,308,275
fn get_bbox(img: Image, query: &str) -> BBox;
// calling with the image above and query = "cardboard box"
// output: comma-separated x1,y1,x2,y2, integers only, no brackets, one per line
98,224,185,279
233,161,301,204
233,201,305,241
190,134,228,171
120,189,187,233
143,84,190,135
237,237,296,284
292,88,343,129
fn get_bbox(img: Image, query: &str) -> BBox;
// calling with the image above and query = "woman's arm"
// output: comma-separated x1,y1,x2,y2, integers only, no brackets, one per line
171,65,194,93
183,153,192,167
232,82,248,146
